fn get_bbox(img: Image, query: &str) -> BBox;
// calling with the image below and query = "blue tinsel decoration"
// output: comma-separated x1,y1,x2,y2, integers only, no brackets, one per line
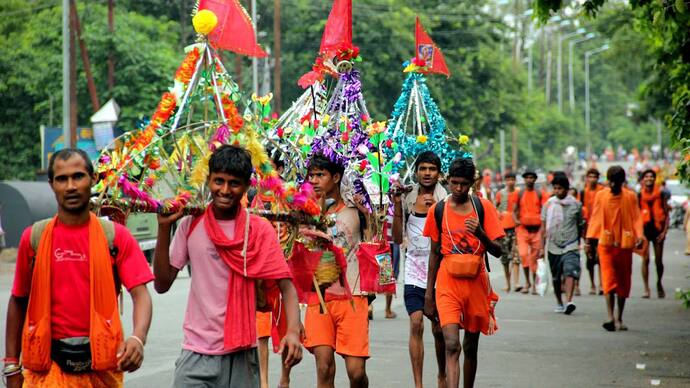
384,72,471,174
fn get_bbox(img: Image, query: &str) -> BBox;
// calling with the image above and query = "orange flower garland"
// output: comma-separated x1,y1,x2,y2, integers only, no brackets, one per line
175,47,201,84
221,95,244,133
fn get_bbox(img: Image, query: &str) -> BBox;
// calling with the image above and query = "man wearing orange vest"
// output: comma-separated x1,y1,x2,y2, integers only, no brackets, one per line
582,168,606,295
3,149,154,387
638,169,670,298
587,166,643,332
513,170,545,295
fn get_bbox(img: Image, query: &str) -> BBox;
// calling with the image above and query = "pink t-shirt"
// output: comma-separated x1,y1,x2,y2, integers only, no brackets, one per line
12,220,154,339
170,215,238,355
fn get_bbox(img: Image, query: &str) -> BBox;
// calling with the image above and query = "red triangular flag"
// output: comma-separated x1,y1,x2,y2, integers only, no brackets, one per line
415,17,450,77
198,0,268,57
319,0,352,55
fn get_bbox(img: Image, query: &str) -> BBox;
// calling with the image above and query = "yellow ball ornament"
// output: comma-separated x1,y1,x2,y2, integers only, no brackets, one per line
416,135,428,144
458,135,470,145
193,10,218,35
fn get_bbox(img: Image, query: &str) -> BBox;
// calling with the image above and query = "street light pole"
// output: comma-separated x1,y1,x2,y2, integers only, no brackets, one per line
558,28,585,112
584,44,610,158
569,33,595,111
251,0,258,96
62,0,71,148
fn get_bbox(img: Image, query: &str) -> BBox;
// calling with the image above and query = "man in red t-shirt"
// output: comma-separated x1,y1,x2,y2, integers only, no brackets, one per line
4,149,154,388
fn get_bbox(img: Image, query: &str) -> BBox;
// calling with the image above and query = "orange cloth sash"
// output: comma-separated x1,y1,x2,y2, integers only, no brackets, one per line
639,185,666,230
22,214,123,372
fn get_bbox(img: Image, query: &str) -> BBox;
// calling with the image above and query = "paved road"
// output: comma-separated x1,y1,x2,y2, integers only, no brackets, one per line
1,231,689,387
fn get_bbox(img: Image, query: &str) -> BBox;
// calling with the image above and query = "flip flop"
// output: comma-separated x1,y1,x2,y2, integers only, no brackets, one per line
588,289,596,295
385,311,397,319
641,291,650,299
657,286,666,299
617,323,628,331
514,286,524,292
602,321,616,332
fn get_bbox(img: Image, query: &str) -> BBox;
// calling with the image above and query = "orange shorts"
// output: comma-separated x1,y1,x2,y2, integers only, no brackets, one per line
303,296,369,358
23,361,123,387
257,311,272,339
435,260,492,334
517,226,542,271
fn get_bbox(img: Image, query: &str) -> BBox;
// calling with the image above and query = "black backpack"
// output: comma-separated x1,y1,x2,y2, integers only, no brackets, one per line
433,196,491,272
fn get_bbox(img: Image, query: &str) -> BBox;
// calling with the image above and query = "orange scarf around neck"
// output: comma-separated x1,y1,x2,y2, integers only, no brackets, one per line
22,213,122,372
640,185,666,230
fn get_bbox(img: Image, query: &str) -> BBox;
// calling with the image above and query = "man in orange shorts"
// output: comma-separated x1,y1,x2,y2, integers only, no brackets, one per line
587,166,643,332
513,170,544,294
424,157,504,388
303,154,369,388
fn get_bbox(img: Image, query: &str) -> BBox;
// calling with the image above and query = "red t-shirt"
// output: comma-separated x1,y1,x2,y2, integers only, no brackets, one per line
518,190,544,227
423,198,505,257
11,220,154,340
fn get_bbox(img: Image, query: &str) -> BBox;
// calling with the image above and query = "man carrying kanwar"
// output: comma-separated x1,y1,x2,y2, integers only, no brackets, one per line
154,145,302,387
581,168,606,295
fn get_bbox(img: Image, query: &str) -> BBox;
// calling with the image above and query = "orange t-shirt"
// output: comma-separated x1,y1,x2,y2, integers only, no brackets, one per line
423,198,505,256
586,188,643,248
495,189,519,230
582,184,605,220
518,190,543,227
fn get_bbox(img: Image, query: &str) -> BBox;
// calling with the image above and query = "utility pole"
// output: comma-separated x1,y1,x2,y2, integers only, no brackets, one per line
273,0,282,112
69,0,77,147
512,126,518,171
108,0,115,92
584,44,609,159
71,0,100,112
500,129,506,174
569,33,595,111
251,0,259,96
62,0,71,148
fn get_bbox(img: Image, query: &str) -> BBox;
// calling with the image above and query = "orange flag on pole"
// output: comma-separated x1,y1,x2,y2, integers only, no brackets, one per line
319,0,352,55
198,0,268,57
415,17,450,77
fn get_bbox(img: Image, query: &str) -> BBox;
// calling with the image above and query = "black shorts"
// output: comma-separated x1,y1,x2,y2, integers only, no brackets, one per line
644,222,661,242
404,285,426,315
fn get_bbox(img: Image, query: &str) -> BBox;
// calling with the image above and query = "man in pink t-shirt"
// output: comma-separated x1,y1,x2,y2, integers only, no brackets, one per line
153,145,302,387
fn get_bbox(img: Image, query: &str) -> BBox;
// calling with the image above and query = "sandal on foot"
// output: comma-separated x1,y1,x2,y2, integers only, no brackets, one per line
617,323,628,331
657,285,666,299
514,285,524,292
602,321,616,332
641,290,650,299
385,311,397,319
588,289,597,295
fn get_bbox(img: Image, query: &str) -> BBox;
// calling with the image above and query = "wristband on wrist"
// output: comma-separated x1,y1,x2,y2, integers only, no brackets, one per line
2,363,22,376
2,357,18,365
129,335,145,348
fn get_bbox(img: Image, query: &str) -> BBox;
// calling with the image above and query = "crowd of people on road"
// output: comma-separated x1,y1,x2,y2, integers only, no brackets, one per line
2,147,676,388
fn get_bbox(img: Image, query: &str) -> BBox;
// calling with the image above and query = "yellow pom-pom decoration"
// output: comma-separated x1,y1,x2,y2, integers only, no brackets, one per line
193,10,218,35
458,135,470,145
417,135,428,144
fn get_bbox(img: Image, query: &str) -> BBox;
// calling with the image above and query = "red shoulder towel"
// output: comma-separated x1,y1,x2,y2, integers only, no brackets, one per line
203,206,292,351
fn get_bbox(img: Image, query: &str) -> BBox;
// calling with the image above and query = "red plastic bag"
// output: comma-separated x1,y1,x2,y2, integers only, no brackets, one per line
288,242,348,302
357,241,396,294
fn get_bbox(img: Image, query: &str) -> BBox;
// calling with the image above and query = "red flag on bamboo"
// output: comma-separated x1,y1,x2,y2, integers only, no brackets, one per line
319,0,352,55
198,0,268,57
415,17,450,77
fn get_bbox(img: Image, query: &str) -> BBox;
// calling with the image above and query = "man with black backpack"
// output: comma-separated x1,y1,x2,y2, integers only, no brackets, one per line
423,157,504,388
3,148,154,387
